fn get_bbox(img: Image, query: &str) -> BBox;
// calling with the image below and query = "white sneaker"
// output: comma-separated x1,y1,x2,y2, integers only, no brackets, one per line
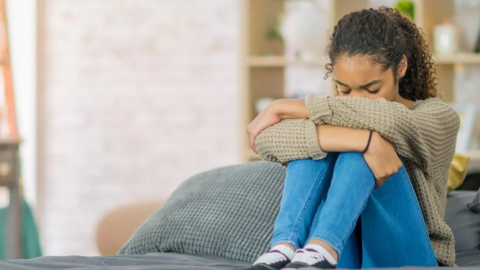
282,248,336,269
244,250,291,270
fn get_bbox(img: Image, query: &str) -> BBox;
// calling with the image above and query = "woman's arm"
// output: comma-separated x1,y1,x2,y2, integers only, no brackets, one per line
255,121,402,185
305,94,460,170
317,125,375,152
253,120,368,163
258,95,460,170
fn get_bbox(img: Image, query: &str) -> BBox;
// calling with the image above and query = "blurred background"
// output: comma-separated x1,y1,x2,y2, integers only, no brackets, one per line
0,0,479,259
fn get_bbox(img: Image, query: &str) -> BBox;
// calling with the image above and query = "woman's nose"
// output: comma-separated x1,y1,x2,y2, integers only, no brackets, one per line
349,90,367,98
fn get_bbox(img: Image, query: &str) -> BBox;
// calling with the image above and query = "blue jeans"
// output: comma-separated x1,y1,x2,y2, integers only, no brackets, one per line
269,152,438,268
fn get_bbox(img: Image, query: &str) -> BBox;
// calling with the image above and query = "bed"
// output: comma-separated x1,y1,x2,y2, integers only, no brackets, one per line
2,161,480,270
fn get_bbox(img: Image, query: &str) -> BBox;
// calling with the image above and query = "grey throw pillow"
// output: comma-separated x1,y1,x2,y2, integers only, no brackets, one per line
468,188,480,213
445,191,480,252
118,161,286,263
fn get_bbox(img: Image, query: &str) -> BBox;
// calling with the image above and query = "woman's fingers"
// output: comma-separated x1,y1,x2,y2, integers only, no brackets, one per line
247,128,258,154
246,104,282,156
374,166,400,188
250,135,258,154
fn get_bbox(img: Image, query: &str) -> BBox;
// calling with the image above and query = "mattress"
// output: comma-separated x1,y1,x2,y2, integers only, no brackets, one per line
0,251,479,270
0,253,250,270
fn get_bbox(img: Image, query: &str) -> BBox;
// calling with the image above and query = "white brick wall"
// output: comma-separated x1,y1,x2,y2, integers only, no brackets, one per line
39,0,240,256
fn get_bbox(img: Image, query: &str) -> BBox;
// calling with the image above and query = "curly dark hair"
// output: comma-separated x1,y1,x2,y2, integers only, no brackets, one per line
325,6,438,101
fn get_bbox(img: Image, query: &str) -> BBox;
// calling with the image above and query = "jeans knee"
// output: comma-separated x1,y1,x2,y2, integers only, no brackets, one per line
289,153,337,169
337,152,365,163
335,152,374,182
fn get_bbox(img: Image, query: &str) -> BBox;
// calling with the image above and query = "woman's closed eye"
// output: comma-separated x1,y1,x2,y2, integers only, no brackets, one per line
339,88,380,97
366,88,380,94
340,89,351,95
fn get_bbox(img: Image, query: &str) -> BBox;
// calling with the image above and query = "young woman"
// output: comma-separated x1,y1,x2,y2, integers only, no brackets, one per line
244,7,460,270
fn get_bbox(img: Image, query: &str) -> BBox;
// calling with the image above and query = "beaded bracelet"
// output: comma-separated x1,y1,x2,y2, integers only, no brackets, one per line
362,130,374,154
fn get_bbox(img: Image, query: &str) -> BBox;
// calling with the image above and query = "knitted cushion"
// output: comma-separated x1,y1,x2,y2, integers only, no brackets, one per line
467,188,480,213
118,161,286,263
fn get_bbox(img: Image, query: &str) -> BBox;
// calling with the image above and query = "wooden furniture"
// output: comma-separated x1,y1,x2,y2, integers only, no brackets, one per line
0,140,22,259
240,0,480,168
95,199,166,255
0,0,23,260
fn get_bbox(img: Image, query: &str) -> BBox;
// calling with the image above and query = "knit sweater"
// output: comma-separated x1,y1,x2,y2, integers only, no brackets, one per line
254,94,460,266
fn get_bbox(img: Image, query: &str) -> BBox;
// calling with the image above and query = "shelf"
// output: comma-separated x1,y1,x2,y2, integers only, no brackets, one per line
467,151,480,161
434,53,480,64
0,138,21,145
249,54,480,66
248,56,324,67
466,151,480,173
242,1,480,169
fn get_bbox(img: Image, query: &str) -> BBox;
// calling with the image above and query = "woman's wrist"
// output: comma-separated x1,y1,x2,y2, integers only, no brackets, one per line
316,125,373,153
362,130,374,154
271,99,310,119
364,131,380,156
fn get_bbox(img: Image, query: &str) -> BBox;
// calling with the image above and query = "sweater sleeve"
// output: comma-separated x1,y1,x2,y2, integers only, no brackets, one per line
254,118,327,167
304,94,461,170
254,95,460,170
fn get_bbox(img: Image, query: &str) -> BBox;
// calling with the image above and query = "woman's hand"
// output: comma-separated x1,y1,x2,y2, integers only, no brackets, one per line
247,98,311,154
363,132,402,188
247,102,282,155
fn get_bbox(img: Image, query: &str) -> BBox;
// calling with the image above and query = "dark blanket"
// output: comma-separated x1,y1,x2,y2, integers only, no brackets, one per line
1,251,480,270
0,253,250,270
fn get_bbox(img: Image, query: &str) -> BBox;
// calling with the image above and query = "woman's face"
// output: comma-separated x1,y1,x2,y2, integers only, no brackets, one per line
332,54,405,102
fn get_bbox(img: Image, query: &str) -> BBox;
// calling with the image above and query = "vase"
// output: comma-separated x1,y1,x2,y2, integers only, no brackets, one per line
281,1,327,62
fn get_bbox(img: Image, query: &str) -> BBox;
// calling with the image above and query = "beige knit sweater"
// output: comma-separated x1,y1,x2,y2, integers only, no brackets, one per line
254,94,460,266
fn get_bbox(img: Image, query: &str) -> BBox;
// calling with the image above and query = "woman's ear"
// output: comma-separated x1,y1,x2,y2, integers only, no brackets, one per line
397,55,408,78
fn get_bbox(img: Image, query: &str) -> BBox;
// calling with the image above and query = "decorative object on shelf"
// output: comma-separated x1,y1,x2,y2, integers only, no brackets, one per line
255,97,276,115
394,0,415,21
266,16,284,44
451,2,480,52
449,103,476,153
281,0,327,62
434,18,459,55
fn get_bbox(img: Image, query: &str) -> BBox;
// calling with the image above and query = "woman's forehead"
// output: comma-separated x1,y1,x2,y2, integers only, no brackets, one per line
333,55,391,85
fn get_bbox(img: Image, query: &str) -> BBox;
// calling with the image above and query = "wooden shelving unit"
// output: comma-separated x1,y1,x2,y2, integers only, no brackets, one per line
434,53,480,64
467,151,480,173
248,53,480,67
248,56,324,67
240,0,480,166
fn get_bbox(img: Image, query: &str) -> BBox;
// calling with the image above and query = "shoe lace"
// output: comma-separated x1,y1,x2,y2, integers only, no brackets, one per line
292,249,325,265
253,251,287,265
